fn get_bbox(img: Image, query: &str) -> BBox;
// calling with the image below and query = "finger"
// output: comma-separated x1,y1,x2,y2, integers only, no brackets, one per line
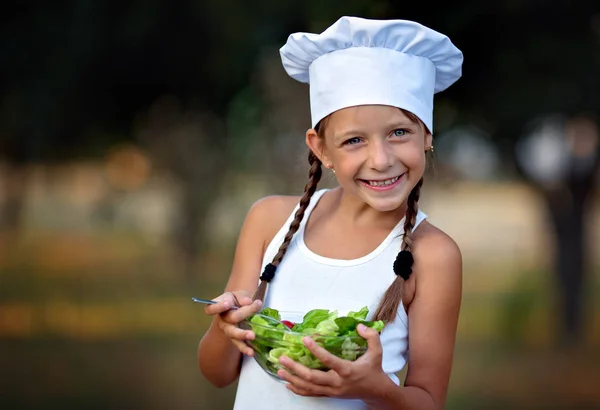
231,339,254,356
277,368,332,396
221,299,262,323
231,291,253,307
219,321,255,341
278,355,333,387
204,291,254,316
285,383,325,397
219,322,255,356
357,324,383,356
204,299,236,316
301,337,349,375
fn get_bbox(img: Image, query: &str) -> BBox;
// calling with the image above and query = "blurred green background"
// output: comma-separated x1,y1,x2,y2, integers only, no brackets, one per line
1,1,600,409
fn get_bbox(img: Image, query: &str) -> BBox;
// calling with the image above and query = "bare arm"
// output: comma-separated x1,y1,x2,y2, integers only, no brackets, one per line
364,227,463,410
197,195,299,388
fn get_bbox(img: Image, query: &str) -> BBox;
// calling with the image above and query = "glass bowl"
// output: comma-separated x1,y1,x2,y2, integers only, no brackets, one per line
238,311,368,382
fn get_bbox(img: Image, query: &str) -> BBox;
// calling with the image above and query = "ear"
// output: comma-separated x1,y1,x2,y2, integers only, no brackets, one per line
305,128,331,166
424,131,433,151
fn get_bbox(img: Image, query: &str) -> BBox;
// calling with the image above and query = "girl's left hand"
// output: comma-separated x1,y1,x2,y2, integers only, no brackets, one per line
277,324,389,400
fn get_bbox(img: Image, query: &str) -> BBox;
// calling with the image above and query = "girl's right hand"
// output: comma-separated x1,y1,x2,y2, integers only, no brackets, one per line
204,290,263,356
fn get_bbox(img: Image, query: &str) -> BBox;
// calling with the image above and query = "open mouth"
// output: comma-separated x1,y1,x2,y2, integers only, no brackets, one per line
362,176,400,187
359,174,404,190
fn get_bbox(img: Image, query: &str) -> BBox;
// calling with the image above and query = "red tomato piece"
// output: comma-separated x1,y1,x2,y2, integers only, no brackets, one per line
281,320,294,329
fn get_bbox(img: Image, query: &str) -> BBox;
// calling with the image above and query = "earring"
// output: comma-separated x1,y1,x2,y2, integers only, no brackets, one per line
327,163,335,173
426,145,434,153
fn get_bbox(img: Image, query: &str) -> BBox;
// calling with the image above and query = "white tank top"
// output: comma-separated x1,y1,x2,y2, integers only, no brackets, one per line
233,189,427,410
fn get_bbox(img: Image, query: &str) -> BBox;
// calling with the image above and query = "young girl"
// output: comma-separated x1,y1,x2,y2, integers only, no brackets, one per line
198,16,463,410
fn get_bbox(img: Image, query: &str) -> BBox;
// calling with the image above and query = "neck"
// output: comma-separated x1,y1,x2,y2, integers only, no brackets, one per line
328,187,408,228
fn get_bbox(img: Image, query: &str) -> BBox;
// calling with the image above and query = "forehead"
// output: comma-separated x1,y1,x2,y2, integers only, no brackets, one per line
324,105,418,136
331,105,413,125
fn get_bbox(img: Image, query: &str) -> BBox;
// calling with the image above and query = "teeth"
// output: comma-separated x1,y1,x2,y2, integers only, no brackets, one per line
367,176,399,187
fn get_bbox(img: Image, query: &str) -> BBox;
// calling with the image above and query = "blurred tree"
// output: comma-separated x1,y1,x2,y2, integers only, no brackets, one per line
0,0,304,277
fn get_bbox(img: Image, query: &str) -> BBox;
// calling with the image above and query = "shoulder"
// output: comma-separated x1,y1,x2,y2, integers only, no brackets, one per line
411,221,463,299
245,195,302,248
226,194,302,292
247,194,301,224
413,222,462,270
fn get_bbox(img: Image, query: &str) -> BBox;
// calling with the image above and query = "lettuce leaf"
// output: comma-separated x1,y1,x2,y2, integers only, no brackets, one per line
334,317,358,335
293,309,336,332
347,306,369,321
260,307,281,321
247,305,387,370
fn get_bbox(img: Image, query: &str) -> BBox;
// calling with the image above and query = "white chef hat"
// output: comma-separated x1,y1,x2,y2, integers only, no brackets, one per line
279,16,463,133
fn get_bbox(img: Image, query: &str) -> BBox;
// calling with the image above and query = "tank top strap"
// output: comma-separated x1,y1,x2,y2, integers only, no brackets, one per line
261,189,329,267
297,189,328,230
413,208,427,232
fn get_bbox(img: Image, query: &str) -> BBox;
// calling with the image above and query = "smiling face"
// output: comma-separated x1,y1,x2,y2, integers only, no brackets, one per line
307,105,432,212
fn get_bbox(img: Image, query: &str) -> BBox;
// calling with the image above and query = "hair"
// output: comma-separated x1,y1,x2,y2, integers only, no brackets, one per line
252,109,428,325
252,149,323,302
371,177,423,322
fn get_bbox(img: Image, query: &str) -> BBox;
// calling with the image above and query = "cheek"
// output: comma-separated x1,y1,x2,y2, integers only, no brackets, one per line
395,144,426,167
331,152,360,172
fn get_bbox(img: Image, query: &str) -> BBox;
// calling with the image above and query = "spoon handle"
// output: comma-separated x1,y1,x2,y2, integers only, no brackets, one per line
191,297,239,309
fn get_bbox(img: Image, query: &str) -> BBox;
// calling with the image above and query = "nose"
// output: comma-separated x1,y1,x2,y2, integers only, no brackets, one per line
367,140,394,171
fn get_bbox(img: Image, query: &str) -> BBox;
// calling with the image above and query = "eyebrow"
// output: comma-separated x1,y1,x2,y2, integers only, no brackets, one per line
333,121,417,143
333,129,362,142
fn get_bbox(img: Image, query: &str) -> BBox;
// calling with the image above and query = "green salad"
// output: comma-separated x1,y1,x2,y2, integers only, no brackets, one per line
241,306,385,374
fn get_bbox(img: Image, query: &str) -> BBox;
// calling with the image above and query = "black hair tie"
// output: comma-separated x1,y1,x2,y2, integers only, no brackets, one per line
260,263,277,282
393,250,414,280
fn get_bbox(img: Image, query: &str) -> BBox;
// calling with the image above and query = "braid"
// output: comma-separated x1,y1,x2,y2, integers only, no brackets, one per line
252,151,323,301
401,178,423,252
373,178,424,322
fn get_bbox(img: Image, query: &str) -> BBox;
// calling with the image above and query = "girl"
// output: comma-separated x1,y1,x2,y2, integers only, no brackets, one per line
198,16,463,410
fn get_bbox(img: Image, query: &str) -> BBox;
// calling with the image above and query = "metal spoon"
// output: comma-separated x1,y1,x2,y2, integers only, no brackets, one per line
191,297,288,327
191,297,239,309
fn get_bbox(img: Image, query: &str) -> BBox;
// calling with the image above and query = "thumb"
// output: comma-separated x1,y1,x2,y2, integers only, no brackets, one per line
357,324,382,354
231,290,253,306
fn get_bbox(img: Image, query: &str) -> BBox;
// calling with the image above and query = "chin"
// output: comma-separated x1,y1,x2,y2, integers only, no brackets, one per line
357,190,407,212
354,183,410,212
367,198,406,212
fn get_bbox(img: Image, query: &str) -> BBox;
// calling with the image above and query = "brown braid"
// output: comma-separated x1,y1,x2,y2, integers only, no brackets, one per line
252,150,323,302
401,178,423,252
373,178,424,323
